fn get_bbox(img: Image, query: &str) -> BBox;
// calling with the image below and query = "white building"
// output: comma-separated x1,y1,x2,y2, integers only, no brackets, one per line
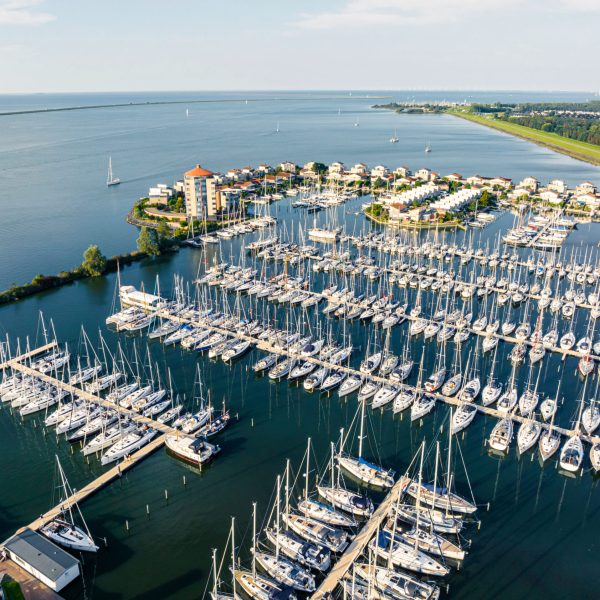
518,176,539,192
430,188,481,212
415,168,431,181
381,184,439,206
350,163,368,176
576,181,597,195
539,190,562,205
328,161,345,174
3,529,80,592
279,161,297,173
371,165,389,179
548,179,567,194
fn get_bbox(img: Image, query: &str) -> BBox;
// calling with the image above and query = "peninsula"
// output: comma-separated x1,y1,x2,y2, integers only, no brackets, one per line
374,101,600,166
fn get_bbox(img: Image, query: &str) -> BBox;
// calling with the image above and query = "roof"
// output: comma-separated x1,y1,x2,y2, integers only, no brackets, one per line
3,528,79,583
185,165,213,178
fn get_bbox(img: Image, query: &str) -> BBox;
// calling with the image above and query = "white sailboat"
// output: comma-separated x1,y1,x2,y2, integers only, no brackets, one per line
337,402,395,489
40,456,98,552
106,156,121,187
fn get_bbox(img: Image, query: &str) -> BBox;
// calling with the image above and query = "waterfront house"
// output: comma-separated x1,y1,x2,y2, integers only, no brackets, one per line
576,181,597,195
279,161,297,173
509,187,531,200
446,173,463,182
343,172,366,185
388,203,408,221
430,188,480,213
574,193,600,209
350,163,368,176
300,162,318,178
539,190,562,205
257,163,273,174
392,177,412,187
519,176,539,192
148,184,174,204
548,179,567,194
489,177,512,189
329,161,345,175
415,168,431,181
371,165,389,179
226,168,242,182
394,166,412,178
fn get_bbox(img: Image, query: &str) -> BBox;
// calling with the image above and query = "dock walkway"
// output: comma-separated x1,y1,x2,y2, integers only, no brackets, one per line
155,308,599,444
311,476,403,598
24,434,166,533
3,346,183,533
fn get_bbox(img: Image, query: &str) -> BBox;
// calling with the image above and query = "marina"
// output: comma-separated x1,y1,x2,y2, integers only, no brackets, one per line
1,90,600,600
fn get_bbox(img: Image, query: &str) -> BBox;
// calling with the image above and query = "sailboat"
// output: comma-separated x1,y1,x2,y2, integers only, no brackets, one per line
337,401,395,489
425,142,432,153
40,456,98,552
389,130,399,143
559,396,585,474
318,443,374,518
254,476,315,592
106,156,121,187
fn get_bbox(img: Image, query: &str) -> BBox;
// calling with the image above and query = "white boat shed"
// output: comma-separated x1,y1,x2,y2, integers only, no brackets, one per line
2,528,80,592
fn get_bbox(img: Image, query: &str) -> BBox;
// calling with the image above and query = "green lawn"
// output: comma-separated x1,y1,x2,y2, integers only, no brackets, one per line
448,110,600,166
1,580,26,600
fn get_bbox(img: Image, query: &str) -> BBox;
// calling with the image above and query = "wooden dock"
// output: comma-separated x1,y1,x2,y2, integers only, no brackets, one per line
311,476,404,598
23,433,167,533
153,307,599,444
3,346,183,534
6,360,178,437
0,341,57,371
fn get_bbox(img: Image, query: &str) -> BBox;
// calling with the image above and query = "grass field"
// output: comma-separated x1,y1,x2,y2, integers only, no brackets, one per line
449,110,600,166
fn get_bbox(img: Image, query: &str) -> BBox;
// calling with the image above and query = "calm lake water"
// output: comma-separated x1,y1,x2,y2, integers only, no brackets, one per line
1,91,600,599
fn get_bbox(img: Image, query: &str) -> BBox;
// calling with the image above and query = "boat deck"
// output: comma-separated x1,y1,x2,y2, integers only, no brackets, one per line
310,476,404,598
3,345,186,534
155,308,599,444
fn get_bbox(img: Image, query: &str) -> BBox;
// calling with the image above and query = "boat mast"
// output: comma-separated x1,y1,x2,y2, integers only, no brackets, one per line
231,517,237,596
252,502,257,579
414,440,425,551
431,440,440,522
275,474,281,559
304,437,311,502
358,396,365,459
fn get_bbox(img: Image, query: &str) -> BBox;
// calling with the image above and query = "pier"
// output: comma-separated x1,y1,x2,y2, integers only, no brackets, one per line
311,477,404,598
151,306,597,445
3,345,186,540
23,434,166,533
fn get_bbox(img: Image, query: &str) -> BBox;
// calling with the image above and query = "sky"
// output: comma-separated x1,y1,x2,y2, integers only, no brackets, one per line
0,0,599,93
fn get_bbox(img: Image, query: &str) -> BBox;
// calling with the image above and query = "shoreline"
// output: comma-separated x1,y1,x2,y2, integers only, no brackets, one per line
448,110,600,167
0,95,392,118
365,211,465,230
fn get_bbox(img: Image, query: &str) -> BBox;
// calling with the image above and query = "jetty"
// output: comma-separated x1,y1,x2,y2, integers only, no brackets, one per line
311,477,404,598
145,305,596,445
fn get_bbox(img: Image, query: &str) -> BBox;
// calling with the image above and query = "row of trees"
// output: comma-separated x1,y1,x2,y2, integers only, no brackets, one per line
80,222,175,278
501,114,600,146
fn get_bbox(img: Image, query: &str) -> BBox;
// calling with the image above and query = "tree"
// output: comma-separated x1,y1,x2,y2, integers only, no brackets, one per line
156,221,174,251
81,245,107,276
311,162,327,175
137,227,160,256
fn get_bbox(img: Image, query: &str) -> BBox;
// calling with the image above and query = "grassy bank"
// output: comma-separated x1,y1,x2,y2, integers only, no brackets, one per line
0,248,177,306
448,110,600,166
365,211,464,230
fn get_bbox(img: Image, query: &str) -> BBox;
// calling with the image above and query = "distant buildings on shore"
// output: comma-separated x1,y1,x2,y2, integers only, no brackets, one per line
142,159,600,225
